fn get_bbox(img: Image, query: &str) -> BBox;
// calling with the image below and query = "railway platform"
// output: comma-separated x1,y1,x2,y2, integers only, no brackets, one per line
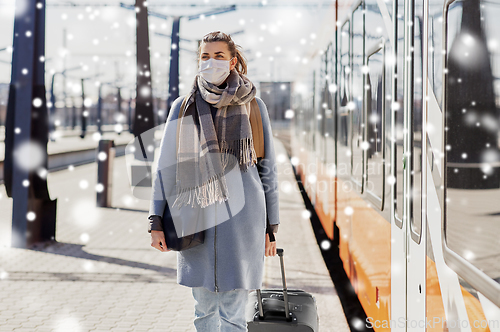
0,135,350,331
0,126,158,183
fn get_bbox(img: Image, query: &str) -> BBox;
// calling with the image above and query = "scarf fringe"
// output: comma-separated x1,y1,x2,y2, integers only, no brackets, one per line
220,138,258,172
172,172,230,209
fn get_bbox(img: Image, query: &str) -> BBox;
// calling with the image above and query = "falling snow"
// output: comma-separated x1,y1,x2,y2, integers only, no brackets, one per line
301,210,312,219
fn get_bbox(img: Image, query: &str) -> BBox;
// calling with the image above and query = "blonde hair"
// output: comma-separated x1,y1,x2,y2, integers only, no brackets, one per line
198,31,248,75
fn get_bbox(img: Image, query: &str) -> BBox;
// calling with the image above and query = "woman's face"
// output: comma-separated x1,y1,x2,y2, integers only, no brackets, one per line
200,41,237,71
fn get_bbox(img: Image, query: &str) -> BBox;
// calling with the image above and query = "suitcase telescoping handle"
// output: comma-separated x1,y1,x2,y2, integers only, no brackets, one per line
256,248,292,321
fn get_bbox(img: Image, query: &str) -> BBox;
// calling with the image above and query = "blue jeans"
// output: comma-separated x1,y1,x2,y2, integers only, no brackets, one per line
191,287,249,332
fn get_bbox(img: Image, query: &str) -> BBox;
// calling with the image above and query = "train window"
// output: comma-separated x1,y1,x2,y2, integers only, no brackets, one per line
324,88,335,165
365,41,386,208
308,95,314,150
312,70,318,151
317,52,328,161
428,0,444,109
338,20,351,185
323,43,336,165
410,0,424,243
294,98,305,141
350,4,365,191
325,44,336,164
444,0,500,301
304,72,315,149
394,0,405,226
322,45,330,133
339,21,350,150
320,84,327,141
364,0,393,209
300,96,311,149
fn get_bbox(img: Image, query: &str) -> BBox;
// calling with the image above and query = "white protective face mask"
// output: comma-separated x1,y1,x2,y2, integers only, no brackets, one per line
198,57,234,86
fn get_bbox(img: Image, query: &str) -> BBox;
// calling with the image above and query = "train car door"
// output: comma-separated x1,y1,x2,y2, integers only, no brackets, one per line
391,0,426,330
391,0,408,329
405,0,426,329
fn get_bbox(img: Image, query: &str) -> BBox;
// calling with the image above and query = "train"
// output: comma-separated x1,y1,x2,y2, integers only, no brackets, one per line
290,0,500,330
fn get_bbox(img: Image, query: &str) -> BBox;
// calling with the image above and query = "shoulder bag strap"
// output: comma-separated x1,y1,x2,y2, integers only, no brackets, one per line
248,97,265,159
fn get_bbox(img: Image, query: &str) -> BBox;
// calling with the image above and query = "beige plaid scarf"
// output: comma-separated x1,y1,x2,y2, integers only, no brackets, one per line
172,69,258,208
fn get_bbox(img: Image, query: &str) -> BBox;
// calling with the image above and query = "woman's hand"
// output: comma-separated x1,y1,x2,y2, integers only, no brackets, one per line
265,233,277,257
151,230,171,252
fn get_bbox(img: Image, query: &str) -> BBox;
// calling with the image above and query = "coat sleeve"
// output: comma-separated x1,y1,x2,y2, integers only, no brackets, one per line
147,96,185,233
255,97,280,230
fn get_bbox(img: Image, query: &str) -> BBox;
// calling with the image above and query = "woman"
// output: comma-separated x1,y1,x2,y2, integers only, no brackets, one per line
147,31,280,331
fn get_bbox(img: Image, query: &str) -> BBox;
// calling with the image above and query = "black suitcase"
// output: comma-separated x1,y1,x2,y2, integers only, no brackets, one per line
246,248,320,331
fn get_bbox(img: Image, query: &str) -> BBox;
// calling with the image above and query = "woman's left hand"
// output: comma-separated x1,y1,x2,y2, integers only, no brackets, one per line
265,233,277,257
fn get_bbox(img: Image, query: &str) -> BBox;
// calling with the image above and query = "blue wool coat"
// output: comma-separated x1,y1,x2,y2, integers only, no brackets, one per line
148,95,280,293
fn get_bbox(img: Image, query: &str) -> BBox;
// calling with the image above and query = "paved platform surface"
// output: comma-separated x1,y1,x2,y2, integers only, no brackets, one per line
0,136,349,332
